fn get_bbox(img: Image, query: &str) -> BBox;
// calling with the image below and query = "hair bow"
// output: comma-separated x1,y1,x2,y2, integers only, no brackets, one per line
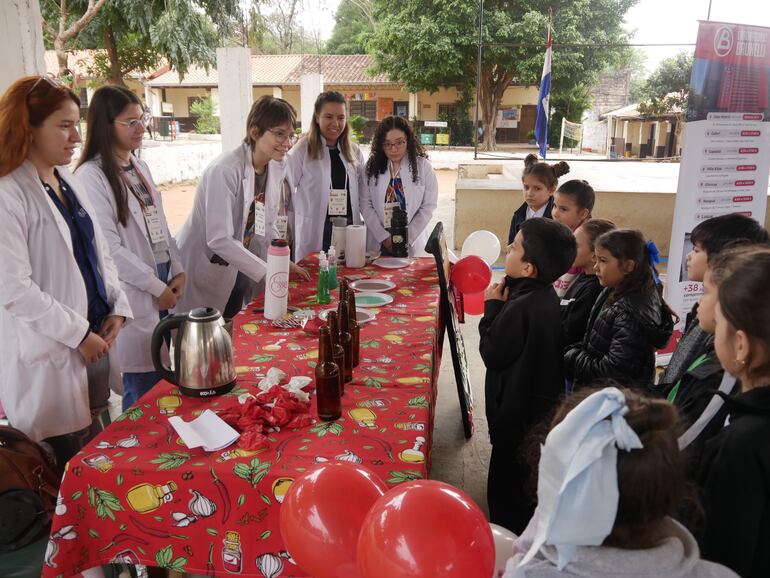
646,240,661,284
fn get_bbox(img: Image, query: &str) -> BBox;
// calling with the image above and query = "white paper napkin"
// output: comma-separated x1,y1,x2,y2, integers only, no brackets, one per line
169,409,240,452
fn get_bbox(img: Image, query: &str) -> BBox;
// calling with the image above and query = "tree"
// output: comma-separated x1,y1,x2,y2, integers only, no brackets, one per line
325,0,375,54
236,0,321,55
58,0,239,86
637,51,693,116
42,0,107,73
369,0,637,150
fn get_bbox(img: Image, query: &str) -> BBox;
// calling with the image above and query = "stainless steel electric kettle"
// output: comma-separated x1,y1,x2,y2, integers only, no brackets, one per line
151,307,236,397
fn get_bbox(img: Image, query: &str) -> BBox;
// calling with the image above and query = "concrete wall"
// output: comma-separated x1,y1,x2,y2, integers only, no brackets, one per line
139,141,222,184
455,179,770,258
165,87,210,117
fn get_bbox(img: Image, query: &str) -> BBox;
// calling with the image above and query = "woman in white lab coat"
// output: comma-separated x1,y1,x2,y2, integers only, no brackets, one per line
361,115,438,256
286,91,365,262
176,96,309,318
0,77,131,457
76,85,184,410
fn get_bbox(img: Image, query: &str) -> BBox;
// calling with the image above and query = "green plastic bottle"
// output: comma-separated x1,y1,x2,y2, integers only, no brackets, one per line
316,252,330,304
327,246,339,290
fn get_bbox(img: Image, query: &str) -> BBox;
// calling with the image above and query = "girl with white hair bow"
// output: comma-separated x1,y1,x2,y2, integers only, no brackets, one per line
503,387,737,578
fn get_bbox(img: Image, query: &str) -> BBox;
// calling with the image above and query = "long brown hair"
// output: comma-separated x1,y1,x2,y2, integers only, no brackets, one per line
78,85,141,226
0,75,80,177
715,247,770,383
366,116,426,184
305,91,356,165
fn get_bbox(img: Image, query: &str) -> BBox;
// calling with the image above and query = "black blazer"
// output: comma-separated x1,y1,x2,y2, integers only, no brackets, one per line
560,272,603,349
479,277,564,447
507,196,554,245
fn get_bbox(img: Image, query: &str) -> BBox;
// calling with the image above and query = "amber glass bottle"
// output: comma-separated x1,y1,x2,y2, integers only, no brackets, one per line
346,291,360,367
337,299,354,384
326,310,346,395
315,326,341,421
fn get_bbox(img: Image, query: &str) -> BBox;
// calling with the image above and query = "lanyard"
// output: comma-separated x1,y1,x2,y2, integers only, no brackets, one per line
122,158,156,208
667,353,710,403
254,165,268,203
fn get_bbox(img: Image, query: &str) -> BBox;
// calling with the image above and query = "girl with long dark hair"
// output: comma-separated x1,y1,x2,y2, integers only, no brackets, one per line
564,229,676,388
286,91,366,261
76,85,184,410
360,115,438,256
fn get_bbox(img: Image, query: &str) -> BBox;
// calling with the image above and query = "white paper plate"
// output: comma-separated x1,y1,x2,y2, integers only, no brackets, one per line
373,257,411,269
319,308,376,324
354,292,395,308
349,279,396,293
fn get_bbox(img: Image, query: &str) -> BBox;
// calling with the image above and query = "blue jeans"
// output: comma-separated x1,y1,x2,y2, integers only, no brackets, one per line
122,261,170,411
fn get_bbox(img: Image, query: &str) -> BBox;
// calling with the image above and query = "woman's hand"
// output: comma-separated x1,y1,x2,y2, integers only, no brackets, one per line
78,332,109,364
168,272,186,297
381,237,393,251
484,282,508,302
290,261,311,281
98,315,125,346
158,286,178,310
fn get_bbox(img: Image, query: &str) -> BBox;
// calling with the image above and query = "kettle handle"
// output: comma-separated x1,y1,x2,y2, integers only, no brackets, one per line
151,314,186,385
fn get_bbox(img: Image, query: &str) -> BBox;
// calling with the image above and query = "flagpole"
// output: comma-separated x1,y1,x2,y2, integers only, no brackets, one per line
474,0,484,159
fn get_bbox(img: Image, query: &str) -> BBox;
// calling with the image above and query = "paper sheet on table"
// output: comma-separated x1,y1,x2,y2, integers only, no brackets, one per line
169,409,239,452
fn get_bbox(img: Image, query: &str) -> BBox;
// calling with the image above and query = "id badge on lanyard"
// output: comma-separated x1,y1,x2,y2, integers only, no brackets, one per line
328,171,349,216
143,205,166,244
255,201,266,237
275,215,288,239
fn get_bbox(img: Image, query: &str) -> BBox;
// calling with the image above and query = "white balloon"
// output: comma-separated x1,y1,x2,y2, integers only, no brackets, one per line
461,230,501,266
489,523,518,577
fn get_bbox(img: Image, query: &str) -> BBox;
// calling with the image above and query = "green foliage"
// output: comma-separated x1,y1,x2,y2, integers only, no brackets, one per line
548,83,592,149
636,51,693,116
325,0,375,54
349,114,368,143
369,0,637,149
190,96,221,134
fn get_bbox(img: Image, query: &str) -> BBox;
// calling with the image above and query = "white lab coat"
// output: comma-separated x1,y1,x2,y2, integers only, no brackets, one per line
175,143,288,314
360,155,439,256
0,161,132,442
285,135,365,262
76,156,183,373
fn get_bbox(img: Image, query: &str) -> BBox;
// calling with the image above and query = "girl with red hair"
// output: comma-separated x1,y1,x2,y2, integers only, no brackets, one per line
0,76,131,463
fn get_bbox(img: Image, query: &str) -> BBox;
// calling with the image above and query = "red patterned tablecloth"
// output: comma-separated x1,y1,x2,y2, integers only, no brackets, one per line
44,258,441,578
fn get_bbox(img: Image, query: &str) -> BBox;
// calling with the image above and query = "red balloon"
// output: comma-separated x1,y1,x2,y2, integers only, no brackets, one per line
357,480,495,578
279,462,387,578
451,256,492,294
464,291,485,315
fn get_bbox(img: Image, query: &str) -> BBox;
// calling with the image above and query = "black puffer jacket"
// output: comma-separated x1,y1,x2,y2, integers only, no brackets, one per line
564,286,674,387
507,197,554,244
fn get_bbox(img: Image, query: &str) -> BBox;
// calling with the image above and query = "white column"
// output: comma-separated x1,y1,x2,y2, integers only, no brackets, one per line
299,73,323,134
216,47,252,152
0,0,46,95
273,86,283,99
408,92,419,120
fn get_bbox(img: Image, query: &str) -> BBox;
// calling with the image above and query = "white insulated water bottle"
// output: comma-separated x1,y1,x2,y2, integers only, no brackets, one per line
264,239,291,320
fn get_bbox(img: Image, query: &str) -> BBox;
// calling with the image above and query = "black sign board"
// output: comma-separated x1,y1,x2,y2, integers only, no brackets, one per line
425,222,474,438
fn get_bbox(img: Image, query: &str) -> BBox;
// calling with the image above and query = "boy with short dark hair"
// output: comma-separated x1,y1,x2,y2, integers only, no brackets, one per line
660,214,769,389
479,218,577,533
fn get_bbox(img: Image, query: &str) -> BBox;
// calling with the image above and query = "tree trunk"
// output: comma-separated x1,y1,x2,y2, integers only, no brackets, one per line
479,67,514,151
54,37,68,74
104,25,127,87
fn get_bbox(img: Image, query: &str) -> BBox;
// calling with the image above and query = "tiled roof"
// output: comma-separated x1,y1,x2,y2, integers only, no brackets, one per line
44,50,144,79
146,53,394,87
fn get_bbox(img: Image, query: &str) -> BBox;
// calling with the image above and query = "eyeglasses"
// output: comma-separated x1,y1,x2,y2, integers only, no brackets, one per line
383,139,407,149
268,128,296,144
114,118,146,129
26,74,66,96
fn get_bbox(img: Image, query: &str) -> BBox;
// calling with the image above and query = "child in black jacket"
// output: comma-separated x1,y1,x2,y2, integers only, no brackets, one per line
479,218,576,534
561,219,616,348
693,247,770,578
564,229,675,389
507,154,570,244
